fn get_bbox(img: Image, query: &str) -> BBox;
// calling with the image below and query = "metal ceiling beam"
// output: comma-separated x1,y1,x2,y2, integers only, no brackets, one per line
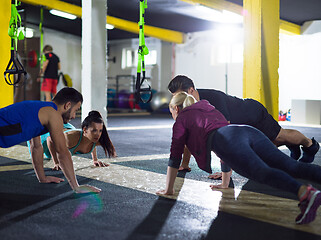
279,20,301,35
181,0,243,15
20,0,82,17
19,0,185,44
180,0,301,35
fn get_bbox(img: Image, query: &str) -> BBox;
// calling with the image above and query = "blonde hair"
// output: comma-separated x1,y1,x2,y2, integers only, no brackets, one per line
169,91,197,110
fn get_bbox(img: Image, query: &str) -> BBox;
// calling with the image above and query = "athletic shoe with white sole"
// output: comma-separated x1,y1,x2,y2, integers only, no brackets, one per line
299,138,320,163
296,185,321,224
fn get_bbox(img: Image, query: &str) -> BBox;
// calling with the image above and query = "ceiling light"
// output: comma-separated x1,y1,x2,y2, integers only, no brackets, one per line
195,5,243,24
49,9,77,20
221,10,243,24
106,24,115,30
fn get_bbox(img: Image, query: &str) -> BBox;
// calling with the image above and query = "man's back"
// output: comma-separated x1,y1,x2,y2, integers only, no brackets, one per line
0,101,57,148
198,89,249,123
197,89,281,141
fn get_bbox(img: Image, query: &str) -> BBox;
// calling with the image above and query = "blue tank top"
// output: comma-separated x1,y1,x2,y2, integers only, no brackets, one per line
0,101,57,148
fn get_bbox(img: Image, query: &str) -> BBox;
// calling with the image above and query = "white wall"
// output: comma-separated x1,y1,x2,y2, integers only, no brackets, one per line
108,26,244,98
279,27,321,111
174,27,244,98
174,23,321,114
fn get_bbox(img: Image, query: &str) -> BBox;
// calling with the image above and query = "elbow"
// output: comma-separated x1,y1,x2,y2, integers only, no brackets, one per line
55,145,69,156
30,142,42,153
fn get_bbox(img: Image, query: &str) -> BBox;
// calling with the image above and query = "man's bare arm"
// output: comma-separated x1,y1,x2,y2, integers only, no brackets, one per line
46,112,79,190
30,136,64,183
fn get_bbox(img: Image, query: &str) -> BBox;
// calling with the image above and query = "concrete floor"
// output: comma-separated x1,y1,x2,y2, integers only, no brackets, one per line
0,113,321,240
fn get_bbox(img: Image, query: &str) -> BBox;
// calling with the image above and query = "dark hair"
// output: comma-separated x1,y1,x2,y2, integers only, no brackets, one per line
43,45,53,52
168,75,195,93
52,87,83,105
81,111,116,158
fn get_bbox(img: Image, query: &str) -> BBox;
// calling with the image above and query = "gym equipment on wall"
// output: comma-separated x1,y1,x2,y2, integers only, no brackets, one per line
4,0,26,86
39,7,45,68
135,0,153,104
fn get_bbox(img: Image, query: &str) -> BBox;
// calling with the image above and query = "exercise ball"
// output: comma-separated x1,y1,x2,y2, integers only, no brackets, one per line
107,88,116,108
150,91,171,111
116,90,130,108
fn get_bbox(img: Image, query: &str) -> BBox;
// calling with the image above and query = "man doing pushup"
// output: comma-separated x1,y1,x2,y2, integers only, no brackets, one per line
0,87,101,194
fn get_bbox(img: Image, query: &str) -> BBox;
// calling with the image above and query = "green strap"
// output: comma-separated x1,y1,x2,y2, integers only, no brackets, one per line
137,0,149,75
8,0,24,50
135,0,153,104
39,7,45,68
4,0,26,85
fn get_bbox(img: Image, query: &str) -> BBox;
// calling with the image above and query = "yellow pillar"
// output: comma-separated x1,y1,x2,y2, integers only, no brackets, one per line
0,1,13,108
243,0,279,119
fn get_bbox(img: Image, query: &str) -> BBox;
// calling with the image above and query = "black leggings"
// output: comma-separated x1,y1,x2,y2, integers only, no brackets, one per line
211,125,321,196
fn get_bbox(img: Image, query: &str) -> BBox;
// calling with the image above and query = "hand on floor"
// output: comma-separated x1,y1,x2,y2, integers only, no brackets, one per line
210,184,228,190
40,176,64,184
74,185,101,194
52,164,61,171
93,161,110,167
208,172,222,180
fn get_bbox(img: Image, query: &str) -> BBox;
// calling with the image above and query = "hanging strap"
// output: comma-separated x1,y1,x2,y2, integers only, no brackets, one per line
135,0,153,104
4,0,26,85
39,7,45,68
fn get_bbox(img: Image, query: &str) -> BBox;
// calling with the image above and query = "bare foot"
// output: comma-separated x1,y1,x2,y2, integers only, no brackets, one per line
178,166,191,172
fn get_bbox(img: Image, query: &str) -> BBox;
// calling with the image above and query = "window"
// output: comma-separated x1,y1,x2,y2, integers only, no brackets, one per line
121,48,157,69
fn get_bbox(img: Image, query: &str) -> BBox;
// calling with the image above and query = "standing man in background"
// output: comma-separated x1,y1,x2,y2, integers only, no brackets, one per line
38,45,61,101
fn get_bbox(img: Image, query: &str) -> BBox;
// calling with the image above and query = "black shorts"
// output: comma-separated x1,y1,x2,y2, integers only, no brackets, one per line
230,99,281,141
248,100,281,141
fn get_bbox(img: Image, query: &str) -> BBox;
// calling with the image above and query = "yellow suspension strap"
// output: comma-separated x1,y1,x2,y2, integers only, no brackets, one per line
4,0,26,85
135,0,153,104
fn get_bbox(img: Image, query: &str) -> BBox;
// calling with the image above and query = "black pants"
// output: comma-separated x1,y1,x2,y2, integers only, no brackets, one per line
211,125,321,196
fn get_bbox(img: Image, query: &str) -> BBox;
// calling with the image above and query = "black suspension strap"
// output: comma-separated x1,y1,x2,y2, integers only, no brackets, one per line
135,0,153,104
4,0,26,86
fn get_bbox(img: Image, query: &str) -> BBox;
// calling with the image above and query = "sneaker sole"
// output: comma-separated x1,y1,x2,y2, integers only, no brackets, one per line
296,191,321,224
